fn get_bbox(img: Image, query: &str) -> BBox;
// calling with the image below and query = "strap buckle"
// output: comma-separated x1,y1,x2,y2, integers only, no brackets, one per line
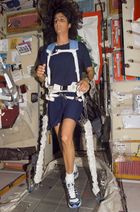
60,85,68,91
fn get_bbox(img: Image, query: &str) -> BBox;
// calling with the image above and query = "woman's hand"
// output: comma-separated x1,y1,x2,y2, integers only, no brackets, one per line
77,79,90,93
36,64,46,82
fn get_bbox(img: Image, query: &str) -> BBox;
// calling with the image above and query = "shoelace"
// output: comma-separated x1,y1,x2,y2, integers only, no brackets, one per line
67,183,77,199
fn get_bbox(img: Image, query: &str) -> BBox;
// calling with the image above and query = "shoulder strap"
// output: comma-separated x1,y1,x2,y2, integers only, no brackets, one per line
46,40,78,53
46,40,79,85
69,40,78,50
46,43,55,54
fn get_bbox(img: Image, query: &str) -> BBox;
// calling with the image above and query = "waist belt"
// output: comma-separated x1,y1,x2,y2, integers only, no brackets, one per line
46,93,83,102
48,82,77,93
46,82,84,102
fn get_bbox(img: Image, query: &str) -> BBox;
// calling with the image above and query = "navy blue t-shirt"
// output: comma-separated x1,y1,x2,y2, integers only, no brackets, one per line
38,41,92,86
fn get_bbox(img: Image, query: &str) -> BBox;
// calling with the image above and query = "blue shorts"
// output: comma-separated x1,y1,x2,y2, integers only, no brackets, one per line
47,94,83,129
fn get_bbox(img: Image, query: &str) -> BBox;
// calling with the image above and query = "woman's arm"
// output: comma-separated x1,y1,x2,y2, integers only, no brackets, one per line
35,64,46,83
86,66,94,81
78,66,94,93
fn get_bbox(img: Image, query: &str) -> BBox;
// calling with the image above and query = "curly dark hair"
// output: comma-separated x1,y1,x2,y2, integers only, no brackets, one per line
37,0,83,44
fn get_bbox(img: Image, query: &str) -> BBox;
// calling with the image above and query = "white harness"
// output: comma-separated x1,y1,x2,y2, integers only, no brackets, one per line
45,40,84,101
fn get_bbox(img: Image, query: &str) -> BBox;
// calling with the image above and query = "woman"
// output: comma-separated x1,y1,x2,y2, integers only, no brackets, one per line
36,0,94,208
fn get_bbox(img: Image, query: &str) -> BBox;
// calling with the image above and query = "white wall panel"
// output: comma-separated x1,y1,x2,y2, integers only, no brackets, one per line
110,81,140,141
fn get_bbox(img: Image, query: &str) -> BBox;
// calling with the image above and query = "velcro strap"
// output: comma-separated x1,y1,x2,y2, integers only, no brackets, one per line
49,82,77,93
46,93,83,102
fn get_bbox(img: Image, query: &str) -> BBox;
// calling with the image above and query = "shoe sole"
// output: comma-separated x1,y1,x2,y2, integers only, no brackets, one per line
68,200,82,208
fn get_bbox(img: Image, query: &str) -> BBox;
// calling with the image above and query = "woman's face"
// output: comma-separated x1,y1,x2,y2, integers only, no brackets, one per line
54,12,71,35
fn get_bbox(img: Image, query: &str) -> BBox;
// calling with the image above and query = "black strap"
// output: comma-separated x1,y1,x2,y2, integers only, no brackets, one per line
60,85,68,90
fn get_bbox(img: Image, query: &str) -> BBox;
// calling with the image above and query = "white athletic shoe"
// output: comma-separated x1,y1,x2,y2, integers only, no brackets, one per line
66,181,81,208
73,168,79,180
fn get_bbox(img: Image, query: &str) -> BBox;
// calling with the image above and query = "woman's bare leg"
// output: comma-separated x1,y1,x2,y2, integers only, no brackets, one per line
61,118,76,174
54,119,76,173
